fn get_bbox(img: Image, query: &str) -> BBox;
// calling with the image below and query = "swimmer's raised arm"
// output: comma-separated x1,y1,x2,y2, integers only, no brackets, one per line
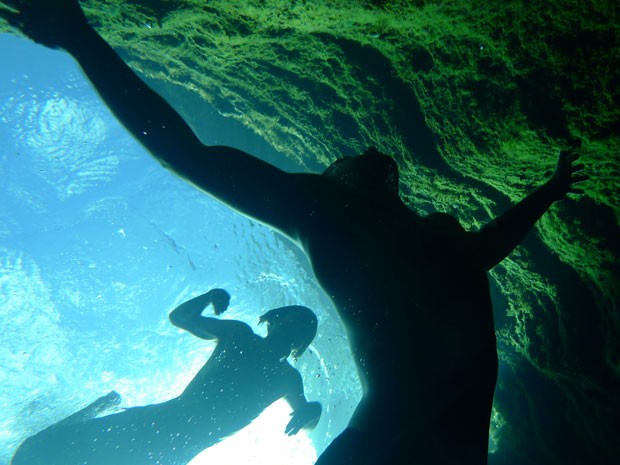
169,289,250,341
2,1,203,160
472,150,588,270
1,0,318,238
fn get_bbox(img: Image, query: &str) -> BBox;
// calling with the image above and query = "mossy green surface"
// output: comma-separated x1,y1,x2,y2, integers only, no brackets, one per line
2,0,618,463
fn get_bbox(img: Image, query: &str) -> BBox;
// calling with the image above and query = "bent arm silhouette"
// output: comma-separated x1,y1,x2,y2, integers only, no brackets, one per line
170,289,249,341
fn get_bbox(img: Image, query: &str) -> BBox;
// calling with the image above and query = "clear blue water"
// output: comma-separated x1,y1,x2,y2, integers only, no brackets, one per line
0,34,361,465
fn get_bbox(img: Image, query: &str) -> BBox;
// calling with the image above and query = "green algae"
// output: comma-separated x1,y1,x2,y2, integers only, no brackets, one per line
1,0,618,462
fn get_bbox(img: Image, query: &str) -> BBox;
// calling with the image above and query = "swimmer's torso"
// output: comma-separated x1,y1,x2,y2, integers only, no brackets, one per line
301,188,497,461
179,331,298,431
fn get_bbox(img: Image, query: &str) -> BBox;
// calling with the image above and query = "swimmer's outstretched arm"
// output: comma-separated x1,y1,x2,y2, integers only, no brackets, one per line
1,0,319,238
170,289,251,341
473,150,588,270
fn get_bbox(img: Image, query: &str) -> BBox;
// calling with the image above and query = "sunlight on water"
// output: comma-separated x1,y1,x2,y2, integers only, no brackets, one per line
0,34,361,465
190,400,317,465
1,87,118,199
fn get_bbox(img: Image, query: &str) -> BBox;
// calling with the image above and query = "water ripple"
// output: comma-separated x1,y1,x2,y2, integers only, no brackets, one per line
1,89,119,199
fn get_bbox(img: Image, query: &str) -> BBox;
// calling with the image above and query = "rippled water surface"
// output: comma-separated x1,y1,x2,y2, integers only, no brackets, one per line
0,34,361,465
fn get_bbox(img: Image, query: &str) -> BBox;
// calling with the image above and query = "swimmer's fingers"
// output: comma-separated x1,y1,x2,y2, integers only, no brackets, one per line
0,4,52,45
0,0,89,48
569,168,590,202
568,187,585,195
0,7,20,28
1,0,24,7
0,1,20,11
284,412,304,436
285,402,321,435
0,1,33,32
550,150,589,200
570,173,589,185
568,162,589,193
571,162,585,174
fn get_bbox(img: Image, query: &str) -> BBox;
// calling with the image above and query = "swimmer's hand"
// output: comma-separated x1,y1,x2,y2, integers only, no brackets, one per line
285,401,322,435
0,0,88,49
546,150,588,201
209,288,231,316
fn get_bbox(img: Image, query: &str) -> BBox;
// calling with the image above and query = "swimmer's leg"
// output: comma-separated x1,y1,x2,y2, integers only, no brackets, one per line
55,390,122,427
10,391,122,465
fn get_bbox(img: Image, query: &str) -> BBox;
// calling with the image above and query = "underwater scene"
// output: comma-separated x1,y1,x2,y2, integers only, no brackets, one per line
0,1,618,464
0,34,361,465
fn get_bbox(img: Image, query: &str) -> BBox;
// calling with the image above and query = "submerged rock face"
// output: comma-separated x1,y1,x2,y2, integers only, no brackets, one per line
4,0,618,463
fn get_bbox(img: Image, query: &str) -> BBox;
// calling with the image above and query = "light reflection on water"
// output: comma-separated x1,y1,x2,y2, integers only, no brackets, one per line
0,34,361,465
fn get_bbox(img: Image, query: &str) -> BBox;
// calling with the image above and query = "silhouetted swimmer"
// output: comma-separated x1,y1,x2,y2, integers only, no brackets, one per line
11,289,321,465
2,2,589,463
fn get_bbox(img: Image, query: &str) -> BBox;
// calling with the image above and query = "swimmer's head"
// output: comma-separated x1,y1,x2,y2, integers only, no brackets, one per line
323,147,399,197
259,305,318,359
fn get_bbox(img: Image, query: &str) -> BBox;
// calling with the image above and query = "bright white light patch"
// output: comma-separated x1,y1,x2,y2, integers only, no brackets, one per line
189,399,317,465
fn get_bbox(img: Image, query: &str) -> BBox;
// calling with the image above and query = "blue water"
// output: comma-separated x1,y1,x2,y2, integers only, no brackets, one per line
0,34,361,465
